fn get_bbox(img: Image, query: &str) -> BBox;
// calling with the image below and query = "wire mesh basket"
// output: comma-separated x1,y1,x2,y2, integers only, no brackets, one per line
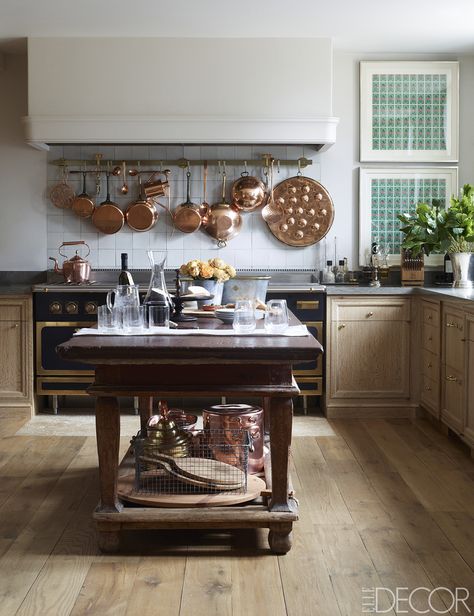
133,429,250,495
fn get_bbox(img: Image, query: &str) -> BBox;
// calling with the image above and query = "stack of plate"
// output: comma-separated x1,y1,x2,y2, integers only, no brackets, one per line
214,308,265,324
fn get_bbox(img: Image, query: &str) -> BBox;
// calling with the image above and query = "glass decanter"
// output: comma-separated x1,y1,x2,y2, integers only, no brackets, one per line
143,250,174,311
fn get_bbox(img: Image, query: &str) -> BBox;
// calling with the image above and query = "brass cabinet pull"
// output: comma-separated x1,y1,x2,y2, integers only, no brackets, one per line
428,314,433,320
366,311,374,317
427,362,432,368
445,375,457,382
14,323,19,328
425,385,432,391
296,300,319,310
338,324,346,330
446,322,456,328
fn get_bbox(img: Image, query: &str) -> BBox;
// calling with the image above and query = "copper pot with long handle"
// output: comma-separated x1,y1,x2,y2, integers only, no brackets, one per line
71,172,95,219
173,170,203,233
203,172,242,247
92,171,124,234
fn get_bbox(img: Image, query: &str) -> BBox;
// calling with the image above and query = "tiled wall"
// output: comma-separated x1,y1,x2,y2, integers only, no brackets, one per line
46,144,324,271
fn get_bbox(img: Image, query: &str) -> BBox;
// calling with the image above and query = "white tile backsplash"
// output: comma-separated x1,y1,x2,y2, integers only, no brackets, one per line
46,144,322,270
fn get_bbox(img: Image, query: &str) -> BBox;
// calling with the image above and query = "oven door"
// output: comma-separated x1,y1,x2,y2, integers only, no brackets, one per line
36,321,94,376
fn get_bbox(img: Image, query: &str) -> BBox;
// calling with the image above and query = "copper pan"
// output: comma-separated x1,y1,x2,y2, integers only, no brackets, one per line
173,170,202,233
71,172,95,219
231,171,266,212
91,172,124,235
203,171,242,247
125,175,159,232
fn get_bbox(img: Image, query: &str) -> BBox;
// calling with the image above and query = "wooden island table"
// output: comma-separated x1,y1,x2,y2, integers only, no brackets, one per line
57,316,322,554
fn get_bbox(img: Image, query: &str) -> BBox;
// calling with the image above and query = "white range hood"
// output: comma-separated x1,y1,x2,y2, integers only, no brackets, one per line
24,37,338,150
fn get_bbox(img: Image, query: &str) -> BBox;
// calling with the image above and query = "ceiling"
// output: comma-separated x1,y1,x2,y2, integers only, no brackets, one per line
0,0,473,54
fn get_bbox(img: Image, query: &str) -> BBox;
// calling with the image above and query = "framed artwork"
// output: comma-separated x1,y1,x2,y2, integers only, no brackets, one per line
359,167,459,267
360,61,459,162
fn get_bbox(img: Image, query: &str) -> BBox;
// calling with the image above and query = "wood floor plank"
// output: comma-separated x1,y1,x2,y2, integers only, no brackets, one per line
432,511,474,571
329,419,394,475
278,528,341,616
313,524,396,616
179,557,232,616
316,435,362,473
69,561,139,616
231,555,287,616
125,556,186,616
414,418,474,468
291,438,352,525
0,438,97,616
364,420,465,512
15,439,100,616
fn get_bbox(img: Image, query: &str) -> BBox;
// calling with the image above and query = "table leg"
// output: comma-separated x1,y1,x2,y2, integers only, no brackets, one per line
95,396,123,514
138,396,153,434
268,397,293,513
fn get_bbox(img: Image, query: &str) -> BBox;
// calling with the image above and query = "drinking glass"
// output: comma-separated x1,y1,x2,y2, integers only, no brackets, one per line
97,305,115,333
122,305,145,333
264,299,289,333
233,300,256,334
148,303,170,330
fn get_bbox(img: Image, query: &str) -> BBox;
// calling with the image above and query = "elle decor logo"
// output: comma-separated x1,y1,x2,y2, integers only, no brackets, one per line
362,587,471,614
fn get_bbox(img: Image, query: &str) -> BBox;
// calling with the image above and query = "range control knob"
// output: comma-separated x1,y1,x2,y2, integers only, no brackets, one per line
65,301,79,315
49,301,62,315
84,301,98,315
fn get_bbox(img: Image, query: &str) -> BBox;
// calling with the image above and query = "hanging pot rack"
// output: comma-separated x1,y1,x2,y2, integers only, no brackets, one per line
50,155,313,171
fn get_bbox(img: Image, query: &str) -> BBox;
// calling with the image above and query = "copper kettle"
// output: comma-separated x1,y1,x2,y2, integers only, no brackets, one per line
49,241,92,283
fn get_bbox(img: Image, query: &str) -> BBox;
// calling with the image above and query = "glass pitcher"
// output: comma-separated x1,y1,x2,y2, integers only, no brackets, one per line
143,251,174,310
106,284,140,311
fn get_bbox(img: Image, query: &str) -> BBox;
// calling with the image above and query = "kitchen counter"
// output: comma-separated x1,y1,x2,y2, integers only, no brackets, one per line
324,284,474,303
0,285,33,295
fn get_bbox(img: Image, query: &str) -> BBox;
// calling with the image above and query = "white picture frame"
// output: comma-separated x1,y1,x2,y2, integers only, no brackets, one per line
359,166,459,267
360,61,459,162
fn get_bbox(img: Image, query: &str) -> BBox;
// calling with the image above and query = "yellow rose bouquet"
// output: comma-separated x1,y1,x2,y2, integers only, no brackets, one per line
179,259,236,282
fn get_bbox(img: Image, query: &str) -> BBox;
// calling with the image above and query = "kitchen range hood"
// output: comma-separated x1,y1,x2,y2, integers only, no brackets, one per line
24,38,338,150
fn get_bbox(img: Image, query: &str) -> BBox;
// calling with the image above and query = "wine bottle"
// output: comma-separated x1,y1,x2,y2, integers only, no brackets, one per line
444,253,453,283
118,253,134,285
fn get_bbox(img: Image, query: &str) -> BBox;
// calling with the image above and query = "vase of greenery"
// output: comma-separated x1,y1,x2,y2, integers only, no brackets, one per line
398,184,474,288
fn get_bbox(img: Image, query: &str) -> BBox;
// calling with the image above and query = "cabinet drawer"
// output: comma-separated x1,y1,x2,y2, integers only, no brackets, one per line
422,349,439,380
422,302,440,327
421,374,439,413
0,305,23,321
267,292,325,320
422,323,440,354
332,300,410,322
296,376,323,396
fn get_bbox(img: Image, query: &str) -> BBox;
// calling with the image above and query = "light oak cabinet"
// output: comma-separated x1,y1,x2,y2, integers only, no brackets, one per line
465,315,474,446
325,297,412,418
441,304,465,433
419,299,441,417
0,297,33,407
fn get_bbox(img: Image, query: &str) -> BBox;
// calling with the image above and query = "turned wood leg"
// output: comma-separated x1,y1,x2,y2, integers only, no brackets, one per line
95,396,123,514
269,396,293,513
268,522,293,554
138,396,153,435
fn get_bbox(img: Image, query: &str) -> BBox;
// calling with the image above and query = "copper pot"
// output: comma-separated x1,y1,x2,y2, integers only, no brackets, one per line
143,171,169,199
203,173,242,247
231,172,266,212
202,404,264,473
125,175,159,232
49,241,92,283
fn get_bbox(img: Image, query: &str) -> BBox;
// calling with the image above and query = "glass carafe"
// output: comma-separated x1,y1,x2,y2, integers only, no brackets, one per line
143,250,174,310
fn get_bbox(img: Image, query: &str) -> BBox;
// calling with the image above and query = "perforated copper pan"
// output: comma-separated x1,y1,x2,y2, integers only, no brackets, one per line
266,176,334,247
92,172,124,235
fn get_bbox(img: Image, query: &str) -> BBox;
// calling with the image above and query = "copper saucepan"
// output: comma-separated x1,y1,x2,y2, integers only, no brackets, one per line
71,172,95,219
91,172,124,234
203,171,242,247
173,170,203,233
125,175,159,232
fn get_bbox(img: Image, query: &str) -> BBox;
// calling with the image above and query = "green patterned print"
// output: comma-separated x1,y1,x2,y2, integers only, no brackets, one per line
371,178,447,253
372,73,447,151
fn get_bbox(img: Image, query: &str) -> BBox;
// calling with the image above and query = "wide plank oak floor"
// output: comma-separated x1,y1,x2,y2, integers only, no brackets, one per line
1,412,473,616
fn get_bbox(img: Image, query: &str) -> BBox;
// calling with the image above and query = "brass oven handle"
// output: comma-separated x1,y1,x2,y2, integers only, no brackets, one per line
296,300,319,310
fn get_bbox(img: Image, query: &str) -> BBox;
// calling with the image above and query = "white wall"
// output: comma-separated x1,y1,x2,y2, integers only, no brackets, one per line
0,54,47,270
2,48,474,272
320,51,474,269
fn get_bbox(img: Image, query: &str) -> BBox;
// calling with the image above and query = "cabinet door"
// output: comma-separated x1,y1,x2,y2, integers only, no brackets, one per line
443,306,465,373
330,319,410,399
0,320,26,399
464,315,474,446
441,365,464,434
